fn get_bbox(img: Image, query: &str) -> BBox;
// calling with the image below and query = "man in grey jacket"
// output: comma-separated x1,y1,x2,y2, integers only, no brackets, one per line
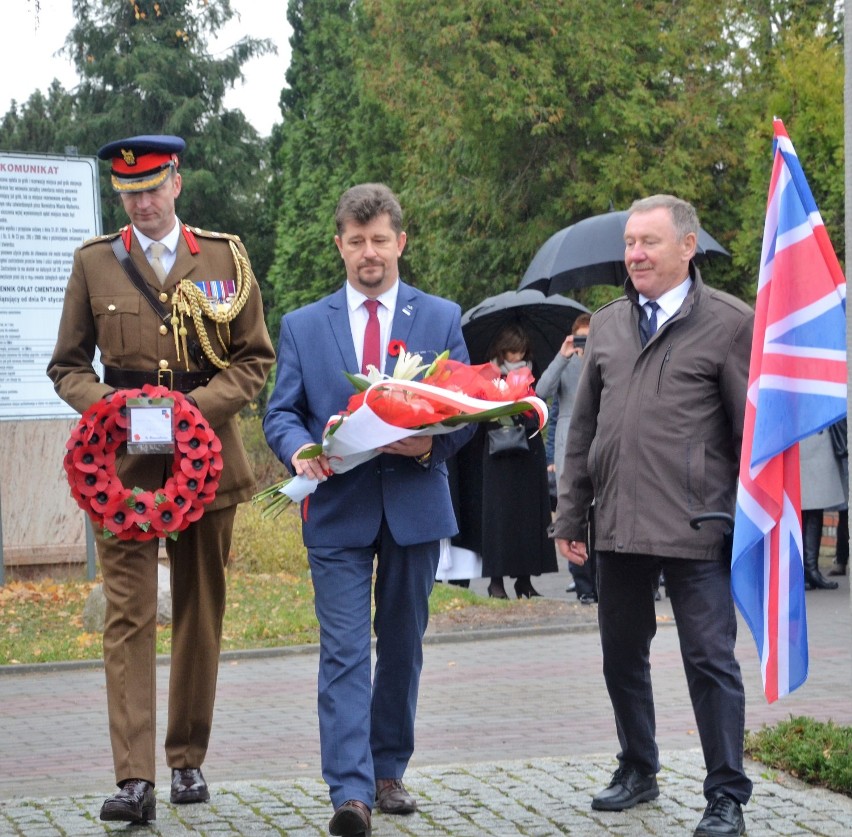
552,195,753,837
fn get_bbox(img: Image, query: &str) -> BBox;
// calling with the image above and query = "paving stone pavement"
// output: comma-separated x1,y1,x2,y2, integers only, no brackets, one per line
1,570,850,836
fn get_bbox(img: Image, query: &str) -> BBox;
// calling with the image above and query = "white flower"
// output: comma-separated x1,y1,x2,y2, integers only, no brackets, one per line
391,349,430,380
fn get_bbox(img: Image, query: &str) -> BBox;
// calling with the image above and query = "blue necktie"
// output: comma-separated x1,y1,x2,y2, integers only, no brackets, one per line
639,301,659,347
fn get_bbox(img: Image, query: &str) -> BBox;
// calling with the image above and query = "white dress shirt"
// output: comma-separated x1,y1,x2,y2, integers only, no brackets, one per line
346,280,399,374
134,219,181,277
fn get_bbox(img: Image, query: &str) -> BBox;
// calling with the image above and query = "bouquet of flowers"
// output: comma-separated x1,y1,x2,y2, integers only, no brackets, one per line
253,342,548,519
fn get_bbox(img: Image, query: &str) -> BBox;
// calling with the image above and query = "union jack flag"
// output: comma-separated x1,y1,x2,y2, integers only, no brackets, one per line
732,118,847,703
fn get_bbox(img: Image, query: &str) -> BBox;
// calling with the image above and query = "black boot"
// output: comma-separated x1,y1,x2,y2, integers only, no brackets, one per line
803,509,839,590
828,508,848,576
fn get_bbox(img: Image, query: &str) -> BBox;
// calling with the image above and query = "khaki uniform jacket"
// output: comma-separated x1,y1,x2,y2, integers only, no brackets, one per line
48,225,275,511
552,267,754,561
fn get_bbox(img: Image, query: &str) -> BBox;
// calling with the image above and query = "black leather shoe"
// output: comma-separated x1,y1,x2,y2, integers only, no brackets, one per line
591,764,659,811
170,767,209,804
99,778,156,822
693,795,745,836
805,569,839,590
375,778,417,814
329,799,372,835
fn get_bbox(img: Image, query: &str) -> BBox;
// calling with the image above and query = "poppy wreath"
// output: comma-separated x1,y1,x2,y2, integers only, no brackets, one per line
64,384,223,541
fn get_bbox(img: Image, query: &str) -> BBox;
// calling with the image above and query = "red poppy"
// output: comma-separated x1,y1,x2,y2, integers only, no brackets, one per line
102,493,137,535
150,499,185,536
181,428,211,459
388,339,407,357
181,499,207,523
70,444,107,474
179,454,210,480
75,467,111,498
115,526,158,542
175,418,205,444
90,487,117,515
206,450,224,473
66,429,85,451
125,490,157,528
174,471,202,495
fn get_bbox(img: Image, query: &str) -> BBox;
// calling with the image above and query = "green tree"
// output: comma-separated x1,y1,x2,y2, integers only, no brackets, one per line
2,0,277,283
268,0,844,319
358,0,756,310
265,0,401,334
66,0,274,246
731,8,845,286
0,82,75,153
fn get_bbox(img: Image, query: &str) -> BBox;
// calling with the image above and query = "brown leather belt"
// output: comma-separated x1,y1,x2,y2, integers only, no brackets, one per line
103,366,216,393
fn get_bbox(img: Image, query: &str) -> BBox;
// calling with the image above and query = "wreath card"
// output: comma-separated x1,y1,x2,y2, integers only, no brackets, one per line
127,396,175,455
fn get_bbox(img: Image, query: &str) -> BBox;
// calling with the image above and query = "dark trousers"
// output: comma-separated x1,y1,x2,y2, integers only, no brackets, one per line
308,519,439,809
837,509,849,566
596,551,752,804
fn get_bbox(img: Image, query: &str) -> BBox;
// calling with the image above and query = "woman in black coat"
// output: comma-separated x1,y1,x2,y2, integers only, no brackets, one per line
452,323,557,598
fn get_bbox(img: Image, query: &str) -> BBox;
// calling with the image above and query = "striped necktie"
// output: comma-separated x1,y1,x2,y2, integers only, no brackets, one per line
639,301,660,347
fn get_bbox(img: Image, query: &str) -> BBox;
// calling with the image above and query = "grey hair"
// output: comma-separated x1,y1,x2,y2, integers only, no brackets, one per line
628,194,699,242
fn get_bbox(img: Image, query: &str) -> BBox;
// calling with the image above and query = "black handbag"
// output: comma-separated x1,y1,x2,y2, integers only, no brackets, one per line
487,424,529,457
828,418,848,459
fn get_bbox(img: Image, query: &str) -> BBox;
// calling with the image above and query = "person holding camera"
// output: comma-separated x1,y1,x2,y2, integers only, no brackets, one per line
536,314,594,602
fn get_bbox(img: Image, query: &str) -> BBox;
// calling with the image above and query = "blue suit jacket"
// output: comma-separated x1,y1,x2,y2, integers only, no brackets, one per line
263,281,475,549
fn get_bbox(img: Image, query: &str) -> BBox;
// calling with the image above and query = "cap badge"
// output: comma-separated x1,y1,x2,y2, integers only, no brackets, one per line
120,148,136,167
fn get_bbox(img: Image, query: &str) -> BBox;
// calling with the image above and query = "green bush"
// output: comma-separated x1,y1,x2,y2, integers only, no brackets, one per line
232,411,309,575
746,716,852,797
237,411,286,489
231,502,308,576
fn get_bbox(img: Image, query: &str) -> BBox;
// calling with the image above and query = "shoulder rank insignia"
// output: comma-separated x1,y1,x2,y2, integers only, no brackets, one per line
81,229,122,249
184,225,242,244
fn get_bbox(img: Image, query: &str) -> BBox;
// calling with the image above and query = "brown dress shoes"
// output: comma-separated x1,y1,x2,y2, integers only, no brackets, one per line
375,778,417,814
99,778,156,822
170,767,210,804
328,799,372,835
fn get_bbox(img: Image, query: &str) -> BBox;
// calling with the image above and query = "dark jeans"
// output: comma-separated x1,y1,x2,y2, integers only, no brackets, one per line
596,551,752,804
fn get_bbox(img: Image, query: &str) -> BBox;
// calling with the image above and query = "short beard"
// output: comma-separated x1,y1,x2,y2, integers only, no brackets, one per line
356,265,386,290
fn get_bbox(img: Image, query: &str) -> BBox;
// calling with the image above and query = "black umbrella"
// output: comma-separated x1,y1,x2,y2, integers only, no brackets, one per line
461,289,589,376
519,209,730,294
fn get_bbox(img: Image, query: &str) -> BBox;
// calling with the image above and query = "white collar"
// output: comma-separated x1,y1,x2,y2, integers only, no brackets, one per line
345,279,400,313
639,276,691,319
134,219,181,255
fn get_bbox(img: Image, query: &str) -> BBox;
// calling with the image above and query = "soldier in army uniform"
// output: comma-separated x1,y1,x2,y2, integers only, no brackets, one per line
47,135,275,823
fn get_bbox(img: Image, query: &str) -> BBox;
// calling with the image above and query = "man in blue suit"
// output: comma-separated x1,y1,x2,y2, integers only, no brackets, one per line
263,183,474,837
